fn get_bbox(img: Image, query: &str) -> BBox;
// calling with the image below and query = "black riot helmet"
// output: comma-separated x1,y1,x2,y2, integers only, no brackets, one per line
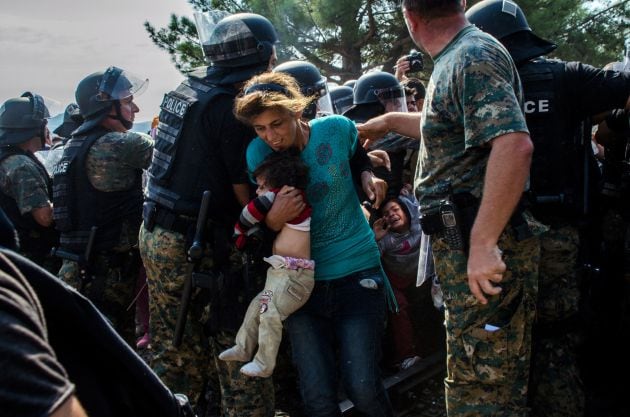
273,61,333,119
329,86,354,115
53,103,83,139
466,0,557,65
0,92,50,146
74,66,148,135
353,71,406,111
343,71,407,122
196,12,279,84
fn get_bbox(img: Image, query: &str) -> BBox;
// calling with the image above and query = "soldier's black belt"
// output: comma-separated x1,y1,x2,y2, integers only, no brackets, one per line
420,193,533,242
153,207,195,235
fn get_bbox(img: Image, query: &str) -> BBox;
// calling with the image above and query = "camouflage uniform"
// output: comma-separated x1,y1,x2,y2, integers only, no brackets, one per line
139,224,274,415
528,224,584,417
58,131,153,344
0,153,58,272
415,26,543,416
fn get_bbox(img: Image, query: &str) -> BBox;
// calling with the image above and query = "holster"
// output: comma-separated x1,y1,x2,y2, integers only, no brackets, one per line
419,193,532,253
142,201,157,232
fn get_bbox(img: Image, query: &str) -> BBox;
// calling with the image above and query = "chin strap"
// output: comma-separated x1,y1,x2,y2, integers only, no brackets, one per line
108,101,133,130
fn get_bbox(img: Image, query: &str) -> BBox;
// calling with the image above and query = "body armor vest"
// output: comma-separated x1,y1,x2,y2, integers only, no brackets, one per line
519,59,593,217
145,74,233,218
0,147,57,253
52,127,143,253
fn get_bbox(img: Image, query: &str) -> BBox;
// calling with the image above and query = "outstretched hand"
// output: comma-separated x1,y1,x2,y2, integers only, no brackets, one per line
356,115,389,148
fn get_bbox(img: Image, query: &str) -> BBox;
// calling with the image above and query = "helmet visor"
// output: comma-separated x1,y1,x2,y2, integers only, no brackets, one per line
374,86,408,113
97,67,148,101
306,80,333,117
194,10,230,58
332,94,353,115
316,92,334,118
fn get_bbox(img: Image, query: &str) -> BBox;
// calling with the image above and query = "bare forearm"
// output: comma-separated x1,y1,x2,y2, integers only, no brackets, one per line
470,133,533,248
385,112,422,140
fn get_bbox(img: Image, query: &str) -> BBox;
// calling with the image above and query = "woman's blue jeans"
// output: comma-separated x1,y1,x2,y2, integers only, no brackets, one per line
285,267,393,417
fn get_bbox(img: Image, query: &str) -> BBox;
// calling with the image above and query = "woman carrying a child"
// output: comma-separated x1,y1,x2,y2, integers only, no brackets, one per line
234,72,394,417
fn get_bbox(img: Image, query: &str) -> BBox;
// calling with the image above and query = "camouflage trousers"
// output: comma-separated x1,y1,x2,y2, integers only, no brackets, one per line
58,253,137,344
139,223,274,416
432,224,540,417
529,225,584,417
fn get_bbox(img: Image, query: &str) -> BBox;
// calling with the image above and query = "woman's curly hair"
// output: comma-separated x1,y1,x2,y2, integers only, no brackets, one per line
234,72,313,124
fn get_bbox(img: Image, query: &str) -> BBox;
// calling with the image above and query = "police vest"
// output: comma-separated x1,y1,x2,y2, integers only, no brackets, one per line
145,74,234,219
0,147,57,253
52,127,143,253
519,59,593,217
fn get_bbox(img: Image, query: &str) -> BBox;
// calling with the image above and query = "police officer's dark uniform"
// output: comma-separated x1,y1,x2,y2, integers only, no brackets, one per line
0,92,58,271
467,2,630,416
139,12,279,415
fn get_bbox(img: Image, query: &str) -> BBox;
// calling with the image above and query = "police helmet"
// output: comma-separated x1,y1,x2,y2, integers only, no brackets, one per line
343,72,407,122
198,13,278,84
0,92,50,146
74,66,148,134
329,86,354,115
273,61,333,119
353,71,407,111
53,103,83,139
466,0,556,64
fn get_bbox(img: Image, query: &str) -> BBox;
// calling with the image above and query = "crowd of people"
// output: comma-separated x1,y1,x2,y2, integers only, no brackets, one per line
1,1,630,417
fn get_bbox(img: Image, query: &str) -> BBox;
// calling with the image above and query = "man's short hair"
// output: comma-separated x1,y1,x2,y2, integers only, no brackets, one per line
402,0,464,19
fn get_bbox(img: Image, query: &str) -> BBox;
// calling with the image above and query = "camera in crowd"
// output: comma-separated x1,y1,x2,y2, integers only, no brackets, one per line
407,50,424,73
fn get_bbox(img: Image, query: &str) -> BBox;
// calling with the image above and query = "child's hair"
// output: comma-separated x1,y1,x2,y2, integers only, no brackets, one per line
253,148,309,190
234,72,313,125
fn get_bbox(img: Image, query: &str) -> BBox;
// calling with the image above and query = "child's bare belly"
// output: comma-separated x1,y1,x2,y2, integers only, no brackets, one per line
273,227,310,259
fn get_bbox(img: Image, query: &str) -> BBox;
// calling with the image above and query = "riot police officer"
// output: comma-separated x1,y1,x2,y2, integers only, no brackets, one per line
0,92,58,271
53,103,83,140
139,12,279,415
37,103,83,175
53,66,153,345
344,71,412,197
467,2,630,416
273,60,334,119
329,85,354,115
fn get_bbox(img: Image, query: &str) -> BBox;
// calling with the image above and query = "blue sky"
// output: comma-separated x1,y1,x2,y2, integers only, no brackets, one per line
0,0,195,121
